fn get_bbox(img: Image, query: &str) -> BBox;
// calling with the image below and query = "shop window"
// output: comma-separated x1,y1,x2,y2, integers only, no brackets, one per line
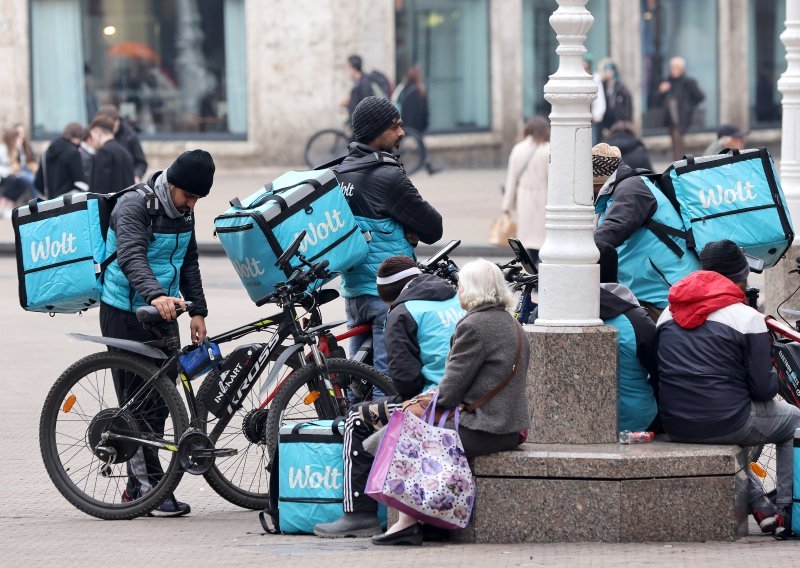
748,0,785,128
640,0,718,133
31,0,247,138
522,0,609,120
395,0,491,133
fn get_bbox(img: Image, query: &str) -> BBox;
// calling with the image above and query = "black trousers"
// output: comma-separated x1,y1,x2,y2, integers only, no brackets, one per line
99,302,178,496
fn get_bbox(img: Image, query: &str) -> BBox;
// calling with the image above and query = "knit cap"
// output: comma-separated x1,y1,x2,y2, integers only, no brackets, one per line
699,239,750,283
352,96,401,144
592,143,622,184
167,149,216,197
376,256,421,303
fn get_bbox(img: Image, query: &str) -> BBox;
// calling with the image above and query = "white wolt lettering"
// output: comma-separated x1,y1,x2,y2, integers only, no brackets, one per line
295,209,347,253
30,232,79,263
698,181,756,209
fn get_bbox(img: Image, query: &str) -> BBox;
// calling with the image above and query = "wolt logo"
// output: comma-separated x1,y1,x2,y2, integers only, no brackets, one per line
287,465,342,490
698,181,757,209
295,209,346,253
31,232,78,263
233,257,265,278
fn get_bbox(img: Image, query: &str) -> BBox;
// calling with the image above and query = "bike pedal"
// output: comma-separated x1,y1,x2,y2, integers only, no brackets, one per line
213,448,238,457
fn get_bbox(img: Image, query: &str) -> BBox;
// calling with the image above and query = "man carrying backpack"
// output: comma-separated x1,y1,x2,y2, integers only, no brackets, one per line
100,149,215,516
336,96,443,374
592,143,700,320
313,256,463,538
342,55,392,119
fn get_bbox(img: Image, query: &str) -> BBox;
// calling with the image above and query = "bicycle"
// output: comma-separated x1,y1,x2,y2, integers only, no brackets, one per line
304,121,430,176
39,231,396,519
743,258,800,499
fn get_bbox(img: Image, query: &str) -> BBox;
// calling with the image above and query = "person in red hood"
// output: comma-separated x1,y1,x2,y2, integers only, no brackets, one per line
656,240,800,536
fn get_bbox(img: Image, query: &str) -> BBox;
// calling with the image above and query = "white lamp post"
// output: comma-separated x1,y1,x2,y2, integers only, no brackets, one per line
535,0,602,327
779,0,800,231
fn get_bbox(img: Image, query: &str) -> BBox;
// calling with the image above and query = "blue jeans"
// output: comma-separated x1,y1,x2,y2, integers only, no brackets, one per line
344,295,388,375
670,399,800,508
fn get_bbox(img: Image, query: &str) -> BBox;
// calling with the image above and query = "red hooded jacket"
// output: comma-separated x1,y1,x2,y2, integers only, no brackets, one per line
667,270,746,329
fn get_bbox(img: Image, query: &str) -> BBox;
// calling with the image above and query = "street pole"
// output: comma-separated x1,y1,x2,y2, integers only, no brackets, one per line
535,0,602,326
779,0,800,229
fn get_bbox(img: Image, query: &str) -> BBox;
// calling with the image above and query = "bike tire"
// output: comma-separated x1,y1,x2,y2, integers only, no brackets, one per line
399,128,427,175
264,358,397,465
305,129,350,169
195,346,302,510
39,352,188,520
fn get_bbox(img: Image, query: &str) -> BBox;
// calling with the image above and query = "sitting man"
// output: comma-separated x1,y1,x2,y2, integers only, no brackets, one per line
656,240,800,535
313,255,464,538
593,143,700,321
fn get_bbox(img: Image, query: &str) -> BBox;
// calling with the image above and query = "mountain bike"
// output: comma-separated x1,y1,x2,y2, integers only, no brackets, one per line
304,122,430,176
39,231,396,519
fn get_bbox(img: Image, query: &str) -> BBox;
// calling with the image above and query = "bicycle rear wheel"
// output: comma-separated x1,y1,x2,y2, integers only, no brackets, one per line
264,358,396,462
398,128,427,175
39,352,188,520
195,348,302,510
305,129,350,169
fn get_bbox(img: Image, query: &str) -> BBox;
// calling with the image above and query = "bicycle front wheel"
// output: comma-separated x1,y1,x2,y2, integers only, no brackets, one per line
398,128,427,175
196,348,301,510
305,129,350,169
39,352,188,520
264,358,397,461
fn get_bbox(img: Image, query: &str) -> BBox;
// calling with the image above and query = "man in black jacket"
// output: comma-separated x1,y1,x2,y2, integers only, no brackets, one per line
88,116,135,194
314,256,462,539
337,96,443,375
33,122,88,198
656,240,800,536
97,104,148,181
100,149,215,517
658,56,705,160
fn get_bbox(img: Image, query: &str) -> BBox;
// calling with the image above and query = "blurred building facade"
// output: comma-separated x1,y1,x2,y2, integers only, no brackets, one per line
0,0,786,167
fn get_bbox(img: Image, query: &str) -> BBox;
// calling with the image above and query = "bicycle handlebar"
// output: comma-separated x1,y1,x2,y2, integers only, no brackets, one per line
254,260,332,307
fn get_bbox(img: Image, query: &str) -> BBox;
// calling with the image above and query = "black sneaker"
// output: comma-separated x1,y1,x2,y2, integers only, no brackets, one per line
150,495,191,517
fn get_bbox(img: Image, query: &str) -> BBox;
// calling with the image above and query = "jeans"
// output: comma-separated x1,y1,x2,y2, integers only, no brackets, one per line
344,295,388,375
670,399,800,507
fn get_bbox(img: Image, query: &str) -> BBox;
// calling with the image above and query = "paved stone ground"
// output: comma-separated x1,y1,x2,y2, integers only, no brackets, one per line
0,255,794,566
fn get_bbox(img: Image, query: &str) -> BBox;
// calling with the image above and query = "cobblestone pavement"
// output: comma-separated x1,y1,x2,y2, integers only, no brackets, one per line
0,255,795,566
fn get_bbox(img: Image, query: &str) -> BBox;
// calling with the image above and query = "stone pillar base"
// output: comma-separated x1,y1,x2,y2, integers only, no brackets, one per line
762,244,800,318
527,326,618,444
453,441,749,543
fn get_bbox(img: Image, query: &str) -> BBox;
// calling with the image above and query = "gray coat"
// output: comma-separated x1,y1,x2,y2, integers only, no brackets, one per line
437,303,531,434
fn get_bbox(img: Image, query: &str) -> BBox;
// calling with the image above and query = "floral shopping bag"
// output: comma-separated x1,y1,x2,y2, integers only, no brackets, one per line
365,395,475,529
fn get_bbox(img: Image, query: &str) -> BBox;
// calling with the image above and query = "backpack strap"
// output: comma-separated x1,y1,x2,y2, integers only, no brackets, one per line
643,219,692,258
464,322,524,413
101,184,156,275
332,152,400,175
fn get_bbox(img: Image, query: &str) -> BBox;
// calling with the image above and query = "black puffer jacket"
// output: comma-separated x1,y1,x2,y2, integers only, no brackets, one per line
115,119,148,179
33,136,87,198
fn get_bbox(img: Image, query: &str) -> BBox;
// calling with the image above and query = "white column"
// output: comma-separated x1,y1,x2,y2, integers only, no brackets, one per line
779,0,800,235
535,0,602,327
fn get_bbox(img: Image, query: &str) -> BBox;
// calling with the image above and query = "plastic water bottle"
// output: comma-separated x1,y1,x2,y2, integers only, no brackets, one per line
619,430,655,444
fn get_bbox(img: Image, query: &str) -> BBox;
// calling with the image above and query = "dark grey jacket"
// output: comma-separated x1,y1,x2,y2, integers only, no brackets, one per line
437,304,531,434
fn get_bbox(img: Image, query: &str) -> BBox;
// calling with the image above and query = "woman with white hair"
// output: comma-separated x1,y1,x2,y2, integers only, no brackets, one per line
372,259,531,546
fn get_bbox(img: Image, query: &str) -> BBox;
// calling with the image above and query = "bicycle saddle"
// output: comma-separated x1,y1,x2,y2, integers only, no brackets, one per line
136,301,194,323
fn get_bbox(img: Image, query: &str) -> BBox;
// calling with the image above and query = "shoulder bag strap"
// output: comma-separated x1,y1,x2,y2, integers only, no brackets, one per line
464,321,524,412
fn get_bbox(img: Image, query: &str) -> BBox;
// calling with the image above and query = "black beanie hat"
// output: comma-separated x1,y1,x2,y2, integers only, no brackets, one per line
352,96,400,144
377,256,421,303
167,149,215,197
700,239,750,283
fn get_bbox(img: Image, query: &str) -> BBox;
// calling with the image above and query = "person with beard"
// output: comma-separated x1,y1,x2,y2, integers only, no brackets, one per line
336,96,443,375
99,149,214,517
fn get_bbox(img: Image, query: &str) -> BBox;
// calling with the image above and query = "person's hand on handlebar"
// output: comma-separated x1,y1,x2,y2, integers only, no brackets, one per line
150,295,186,322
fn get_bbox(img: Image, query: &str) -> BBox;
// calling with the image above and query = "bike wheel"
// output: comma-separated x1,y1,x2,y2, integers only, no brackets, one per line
399,128,427,175
305,129,350,169
195,347,302,510
39,352,188,520
264,358,397,462
753,444,778,498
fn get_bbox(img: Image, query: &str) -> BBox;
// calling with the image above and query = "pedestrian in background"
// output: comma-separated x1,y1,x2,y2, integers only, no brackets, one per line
96,104,148,182
659,56,705,160
501,116,550,267
88,116,135,194
0,126,37,217
599,59,633,132
79,128,96,186
33,122,88,198
393,65,429,134
606,121,653,172
584,59,606,145
703,123,747,156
